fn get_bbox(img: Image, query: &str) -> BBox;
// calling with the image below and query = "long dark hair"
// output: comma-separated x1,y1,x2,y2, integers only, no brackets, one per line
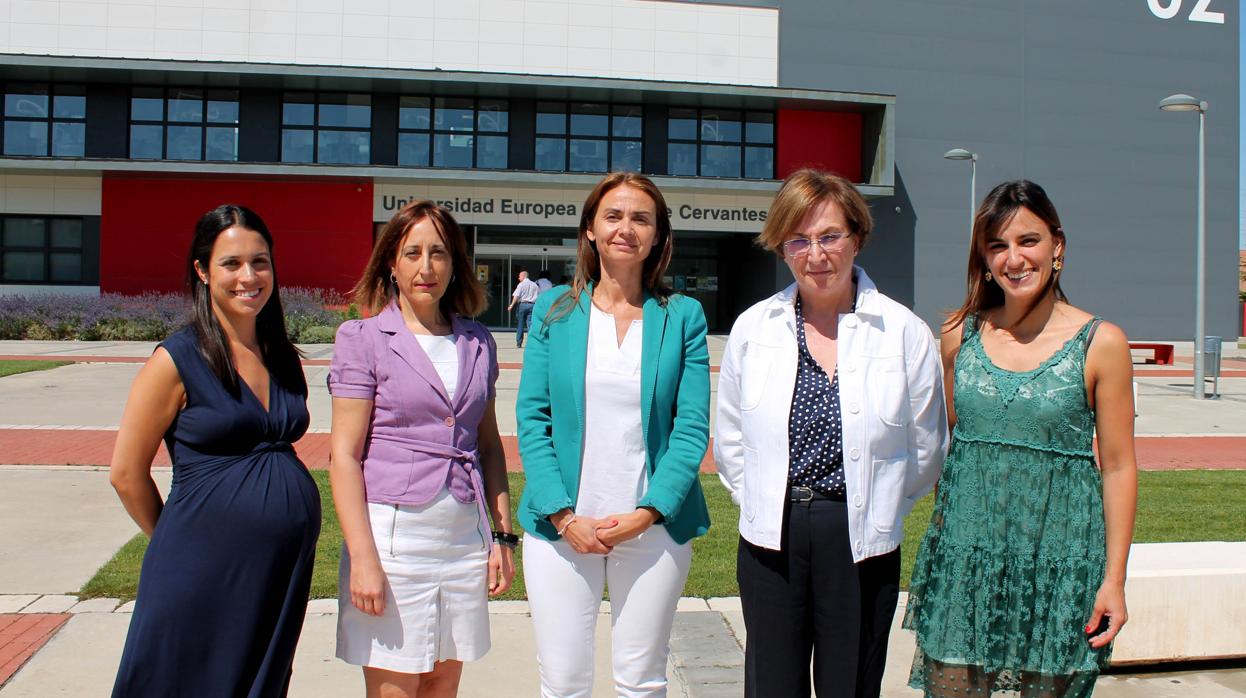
351,200,486,317
546,172,674,324
185,204,307,396
947,180,1068,332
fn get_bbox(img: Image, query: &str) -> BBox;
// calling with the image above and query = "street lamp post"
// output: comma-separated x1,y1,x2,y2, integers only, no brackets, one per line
1159,94,1208,399
944,148,977,239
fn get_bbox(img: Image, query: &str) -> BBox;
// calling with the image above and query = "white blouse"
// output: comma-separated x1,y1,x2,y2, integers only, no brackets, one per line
575,303,647,520
415,333,459,401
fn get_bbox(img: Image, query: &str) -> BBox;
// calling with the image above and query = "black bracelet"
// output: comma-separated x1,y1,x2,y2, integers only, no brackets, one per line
492,531,519,549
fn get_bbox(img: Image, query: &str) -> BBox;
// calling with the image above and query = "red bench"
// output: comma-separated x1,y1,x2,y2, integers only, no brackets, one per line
1129,342,1174,365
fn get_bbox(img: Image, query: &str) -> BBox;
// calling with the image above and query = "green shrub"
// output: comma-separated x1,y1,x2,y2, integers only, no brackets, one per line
298,325,339,344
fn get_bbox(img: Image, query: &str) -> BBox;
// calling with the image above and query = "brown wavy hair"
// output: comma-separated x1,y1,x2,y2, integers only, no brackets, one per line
946,180,1068,332
757,168,873,254
545,172,674,324
351,200,487,318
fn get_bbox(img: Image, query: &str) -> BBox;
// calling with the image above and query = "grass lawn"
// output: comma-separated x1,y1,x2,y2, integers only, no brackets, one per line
81,470,1246,601
0,359,71,377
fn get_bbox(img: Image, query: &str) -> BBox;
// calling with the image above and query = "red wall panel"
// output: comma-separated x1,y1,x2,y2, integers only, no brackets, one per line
776,110,863,182
101,176,373,294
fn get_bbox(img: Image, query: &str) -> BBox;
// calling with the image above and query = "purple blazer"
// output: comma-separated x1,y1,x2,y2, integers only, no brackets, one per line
328,303,499,510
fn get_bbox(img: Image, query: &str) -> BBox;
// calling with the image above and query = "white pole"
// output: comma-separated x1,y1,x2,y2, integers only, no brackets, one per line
1193,105,1207,398
969,156,977,239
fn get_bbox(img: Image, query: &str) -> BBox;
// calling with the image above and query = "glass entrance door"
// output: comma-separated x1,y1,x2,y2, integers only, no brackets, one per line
473,244,577,328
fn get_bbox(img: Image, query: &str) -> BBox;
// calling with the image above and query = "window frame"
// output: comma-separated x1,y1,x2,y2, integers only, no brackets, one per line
2,83,87,158
667,107,775,180
0,215,89,285
397,96,510,170
128,87,239,162
534,101,643,174
280,91,373,165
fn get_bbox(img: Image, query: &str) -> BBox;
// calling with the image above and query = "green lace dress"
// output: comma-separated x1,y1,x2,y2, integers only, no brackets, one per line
903,316,1110,697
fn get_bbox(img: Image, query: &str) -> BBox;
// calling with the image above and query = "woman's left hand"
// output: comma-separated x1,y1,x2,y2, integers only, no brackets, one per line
1085,579,1128,649
596,509,659,547
487,543,515,596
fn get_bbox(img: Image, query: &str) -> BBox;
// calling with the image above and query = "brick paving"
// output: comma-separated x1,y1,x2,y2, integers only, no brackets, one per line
0,429,721,473
0,613,70,686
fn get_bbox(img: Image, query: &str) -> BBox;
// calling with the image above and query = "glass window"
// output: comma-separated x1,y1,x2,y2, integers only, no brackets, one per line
700,110,741,143
612,140,642,173
700,144,741,178
744,146,774,180
129,125,163,160
49,252,81,282
668,143,697,176
535,137,566,171
50,219,82,247
745,112,774,144
433,133,474,168
398,132,430,166
666,107,773,179
4,83,86,157
282,92,370,164
166,125,203,160
477,135,507,169
281,129,314,163
4,218,45,246
612,105,642,139
3,251,43,281
434,98,474,131
570,103,608,137
4,121,47,157
477,100,508,133
130,88,237,161
318,130,370,165
569,138,607,172
399,97,431,130
319,93,371,128
536,104,565,135
1,216,90,284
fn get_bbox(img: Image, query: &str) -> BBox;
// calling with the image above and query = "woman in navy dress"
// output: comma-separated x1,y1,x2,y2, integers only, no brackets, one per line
109,204,321,698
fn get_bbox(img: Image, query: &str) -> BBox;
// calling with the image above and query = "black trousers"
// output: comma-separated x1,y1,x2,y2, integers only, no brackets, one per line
738,499,900,698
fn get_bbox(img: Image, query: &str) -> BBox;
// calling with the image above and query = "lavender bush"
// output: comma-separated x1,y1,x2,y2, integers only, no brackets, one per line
0,288,353,342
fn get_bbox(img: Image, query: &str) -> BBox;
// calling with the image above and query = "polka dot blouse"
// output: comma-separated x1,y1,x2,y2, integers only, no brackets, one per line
787,295,847,497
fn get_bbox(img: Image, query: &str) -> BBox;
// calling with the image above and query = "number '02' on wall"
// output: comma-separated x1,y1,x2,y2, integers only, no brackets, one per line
1148,0,1226,24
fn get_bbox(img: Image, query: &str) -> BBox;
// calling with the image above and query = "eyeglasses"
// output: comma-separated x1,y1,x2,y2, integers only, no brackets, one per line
781,233,851,258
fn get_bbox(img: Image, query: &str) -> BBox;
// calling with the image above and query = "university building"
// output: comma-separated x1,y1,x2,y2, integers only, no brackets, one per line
0,0,1238,337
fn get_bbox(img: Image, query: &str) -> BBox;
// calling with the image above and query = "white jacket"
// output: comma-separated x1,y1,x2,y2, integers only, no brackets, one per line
714,268,949,562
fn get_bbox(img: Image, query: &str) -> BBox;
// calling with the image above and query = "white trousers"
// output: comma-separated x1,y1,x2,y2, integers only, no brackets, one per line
523,527,692,698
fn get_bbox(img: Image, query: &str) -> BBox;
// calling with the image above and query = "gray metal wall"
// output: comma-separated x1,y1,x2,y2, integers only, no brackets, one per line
778,0,1239,340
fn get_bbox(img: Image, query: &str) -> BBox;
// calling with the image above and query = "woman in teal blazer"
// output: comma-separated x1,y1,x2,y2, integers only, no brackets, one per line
517,172,710,697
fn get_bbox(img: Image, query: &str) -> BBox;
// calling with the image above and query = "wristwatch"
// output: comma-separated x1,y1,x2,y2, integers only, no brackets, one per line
492,531,519,549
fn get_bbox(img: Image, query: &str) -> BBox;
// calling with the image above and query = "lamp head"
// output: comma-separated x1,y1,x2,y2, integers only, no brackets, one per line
1159,94,1205,112
943,148,976,161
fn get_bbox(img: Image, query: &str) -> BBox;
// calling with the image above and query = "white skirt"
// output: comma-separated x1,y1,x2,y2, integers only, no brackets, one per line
336,490,491,673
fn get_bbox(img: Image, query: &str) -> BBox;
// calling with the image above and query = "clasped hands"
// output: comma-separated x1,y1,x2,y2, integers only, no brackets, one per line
550,507,659,554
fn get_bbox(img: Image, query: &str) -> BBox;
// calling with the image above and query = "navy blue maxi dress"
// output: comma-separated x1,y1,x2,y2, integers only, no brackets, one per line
112,327,321,698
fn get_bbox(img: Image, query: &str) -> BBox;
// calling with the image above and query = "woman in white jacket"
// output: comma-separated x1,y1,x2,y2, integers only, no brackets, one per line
715,168,949,698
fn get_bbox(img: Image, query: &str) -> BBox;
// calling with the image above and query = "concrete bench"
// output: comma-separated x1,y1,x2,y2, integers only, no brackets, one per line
1111,541,1246,665
1129,342,1174,365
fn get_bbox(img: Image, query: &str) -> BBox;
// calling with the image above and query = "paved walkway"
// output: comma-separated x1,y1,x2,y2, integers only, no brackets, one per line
1,338,1244,695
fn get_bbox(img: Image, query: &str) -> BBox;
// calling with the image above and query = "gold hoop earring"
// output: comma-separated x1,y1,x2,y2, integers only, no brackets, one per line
984,271,993,282
1053,259,1063,272
390,273,398,285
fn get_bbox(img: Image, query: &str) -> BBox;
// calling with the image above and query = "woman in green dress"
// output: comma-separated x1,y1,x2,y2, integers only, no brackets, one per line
904,180,1138,697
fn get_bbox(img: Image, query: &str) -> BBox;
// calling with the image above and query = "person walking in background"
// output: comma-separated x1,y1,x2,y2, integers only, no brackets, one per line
903,180,1138,698
715,169,948,698
517,172,711,697
535,269,554,295
328,200,515,698
110,204,319,697
508,269,540,348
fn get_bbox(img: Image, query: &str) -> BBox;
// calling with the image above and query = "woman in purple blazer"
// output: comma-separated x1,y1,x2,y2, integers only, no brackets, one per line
328,200,516,698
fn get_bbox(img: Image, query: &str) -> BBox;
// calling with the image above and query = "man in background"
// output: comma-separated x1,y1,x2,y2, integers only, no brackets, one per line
508,269,540,348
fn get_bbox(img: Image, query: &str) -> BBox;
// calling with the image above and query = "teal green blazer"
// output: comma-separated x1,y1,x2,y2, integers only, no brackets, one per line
516,285,711,544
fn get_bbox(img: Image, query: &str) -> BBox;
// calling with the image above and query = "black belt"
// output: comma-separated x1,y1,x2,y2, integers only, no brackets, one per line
788,485,846,502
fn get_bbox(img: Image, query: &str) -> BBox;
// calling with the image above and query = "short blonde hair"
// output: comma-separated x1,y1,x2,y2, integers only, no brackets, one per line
757,169,873,254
